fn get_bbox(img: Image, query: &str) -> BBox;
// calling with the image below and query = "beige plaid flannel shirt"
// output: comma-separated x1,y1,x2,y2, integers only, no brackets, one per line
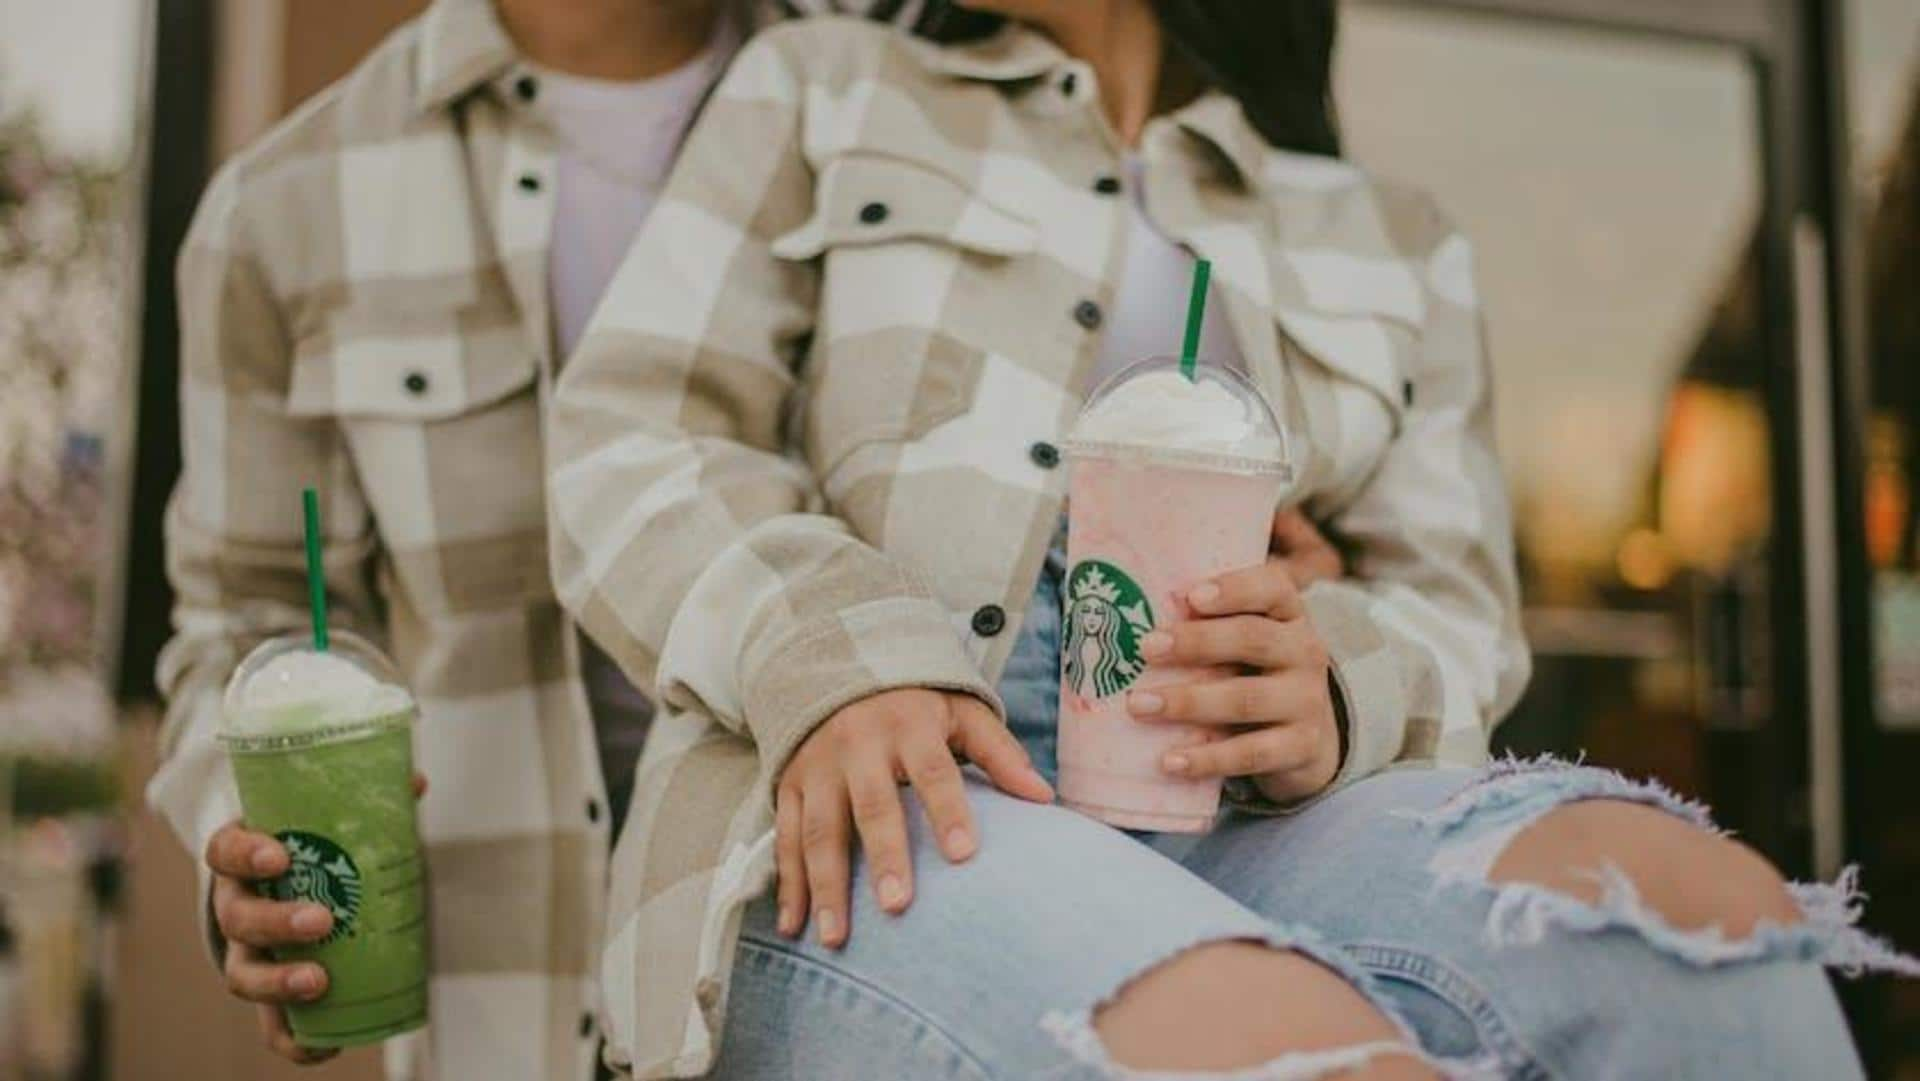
552,16,1531,1079
147,1,658,1076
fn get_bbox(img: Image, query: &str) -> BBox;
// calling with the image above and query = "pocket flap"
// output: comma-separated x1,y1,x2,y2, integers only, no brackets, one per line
772,154,1039,261
1273,305,1413,425
288,321,536,421
1268,245,1429,424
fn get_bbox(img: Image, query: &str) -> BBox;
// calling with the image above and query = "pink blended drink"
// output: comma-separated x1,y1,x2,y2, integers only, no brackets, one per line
1058,358,1292,832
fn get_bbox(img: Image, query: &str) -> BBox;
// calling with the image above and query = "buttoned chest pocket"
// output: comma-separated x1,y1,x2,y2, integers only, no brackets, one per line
772,153,1039,476
287,314,551,613
1272,273,1418,512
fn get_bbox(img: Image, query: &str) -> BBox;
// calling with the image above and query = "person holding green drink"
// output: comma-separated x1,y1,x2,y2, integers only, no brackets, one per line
214,491,430,1048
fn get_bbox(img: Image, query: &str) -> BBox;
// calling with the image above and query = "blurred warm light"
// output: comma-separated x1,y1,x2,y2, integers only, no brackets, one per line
1659,381,1771,573
1518,398,1661,604
1617,527,1676,590
1866,414,1909,569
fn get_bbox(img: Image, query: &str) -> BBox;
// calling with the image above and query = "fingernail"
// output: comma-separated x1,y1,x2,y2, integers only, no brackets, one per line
1163,752,1190,774
777,905,798,936
877,874,908,910
288,967,323,995
251,846,281,875
944,827,976,861
1190,582,1221,608
292,906,332,936
1140,632,1172,659
816,909,841,944
1130,690,1164,715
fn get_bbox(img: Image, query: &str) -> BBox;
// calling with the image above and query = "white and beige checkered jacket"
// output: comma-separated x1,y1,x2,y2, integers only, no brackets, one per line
552,15,1531,1079
147,1,658,1077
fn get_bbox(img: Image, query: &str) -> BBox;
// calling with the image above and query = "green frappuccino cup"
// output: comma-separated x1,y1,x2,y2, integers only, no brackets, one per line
221,630,428,1047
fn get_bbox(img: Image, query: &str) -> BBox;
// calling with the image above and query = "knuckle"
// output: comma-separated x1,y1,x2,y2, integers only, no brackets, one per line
799,816,840,849
1233,741,1265,775
1235,681,1270,720
847,788,898,825
1297,630,1330,669
1237,620,1276,662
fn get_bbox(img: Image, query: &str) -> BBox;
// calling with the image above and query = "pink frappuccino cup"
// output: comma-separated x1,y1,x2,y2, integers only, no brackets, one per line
1057,357,1293,832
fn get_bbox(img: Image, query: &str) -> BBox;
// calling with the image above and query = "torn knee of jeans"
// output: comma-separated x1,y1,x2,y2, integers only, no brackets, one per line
1039,934,1475,1081
1414,755,1920,978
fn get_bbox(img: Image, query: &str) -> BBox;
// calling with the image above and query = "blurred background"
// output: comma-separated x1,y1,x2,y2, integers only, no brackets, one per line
0,0,1914,1077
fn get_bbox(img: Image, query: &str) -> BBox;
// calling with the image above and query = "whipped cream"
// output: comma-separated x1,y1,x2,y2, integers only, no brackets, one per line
1071,369,1284,462
229,649,413,734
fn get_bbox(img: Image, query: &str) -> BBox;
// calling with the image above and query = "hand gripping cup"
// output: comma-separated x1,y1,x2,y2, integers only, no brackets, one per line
221,629,429,1046
1057,355,1293,832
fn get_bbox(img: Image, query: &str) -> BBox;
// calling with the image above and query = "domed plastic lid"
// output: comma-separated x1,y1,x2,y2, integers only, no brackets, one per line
221,630,415,752
1065,356,1294,478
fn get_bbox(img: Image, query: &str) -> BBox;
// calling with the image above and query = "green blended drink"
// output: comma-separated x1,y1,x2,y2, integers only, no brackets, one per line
222,631,428,1047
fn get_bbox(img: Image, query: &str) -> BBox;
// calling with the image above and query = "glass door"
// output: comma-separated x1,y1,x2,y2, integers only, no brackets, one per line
1339,0,1803,852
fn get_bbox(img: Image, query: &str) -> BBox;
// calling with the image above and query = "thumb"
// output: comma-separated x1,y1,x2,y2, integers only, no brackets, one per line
951,699,1053,804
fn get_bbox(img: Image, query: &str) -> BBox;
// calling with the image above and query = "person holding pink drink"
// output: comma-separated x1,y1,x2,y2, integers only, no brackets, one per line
551,2,1912,1078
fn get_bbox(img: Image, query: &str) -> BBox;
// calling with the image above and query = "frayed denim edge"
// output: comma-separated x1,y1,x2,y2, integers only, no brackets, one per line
1039,1015,1414,1081
1412,755,1920,978
1408,752,1720,839
1036,930,1499,1081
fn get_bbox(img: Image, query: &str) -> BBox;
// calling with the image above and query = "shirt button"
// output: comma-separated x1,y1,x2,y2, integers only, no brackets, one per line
514,74,538,102
517,173,543,193
1093,175,1122,196
1073,300,1103,330
1029,441,1060,469
1402,380,1415,407
971,604,1007,637
1060,72,1079,97
858,201,890,225
586,798,602,824
403,371,429,395
578,1013,595,1038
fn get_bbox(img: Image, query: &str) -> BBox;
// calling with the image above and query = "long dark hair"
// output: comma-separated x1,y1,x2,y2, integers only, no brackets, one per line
905,0,1341,158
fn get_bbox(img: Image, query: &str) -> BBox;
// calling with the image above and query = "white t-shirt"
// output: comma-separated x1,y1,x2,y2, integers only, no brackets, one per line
542,46,724,358
1086,156,1245,392
539,44,724,822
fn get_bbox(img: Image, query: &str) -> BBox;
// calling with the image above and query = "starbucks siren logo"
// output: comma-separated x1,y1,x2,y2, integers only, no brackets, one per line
272,831,363,944
1063,560,1156,699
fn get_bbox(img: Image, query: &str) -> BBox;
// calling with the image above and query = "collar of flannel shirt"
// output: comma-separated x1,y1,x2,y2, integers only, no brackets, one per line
898,20,1273,193
413,0,519,115
411,0,1275,194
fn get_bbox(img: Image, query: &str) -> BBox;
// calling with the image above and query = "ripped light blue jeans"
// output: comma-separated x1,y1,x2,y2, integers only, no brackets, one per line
703,544,1909,1080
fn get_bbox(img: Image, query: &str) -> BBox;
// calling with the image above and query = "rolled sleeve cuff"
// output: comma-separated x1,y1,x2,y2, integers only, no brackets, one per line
742,596,1001,789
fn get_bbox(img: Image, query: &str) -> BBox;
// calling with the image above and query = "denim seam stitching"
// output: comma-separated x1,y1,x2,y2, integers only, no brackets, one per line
1344,941,1549,1081
736,937,1000,1081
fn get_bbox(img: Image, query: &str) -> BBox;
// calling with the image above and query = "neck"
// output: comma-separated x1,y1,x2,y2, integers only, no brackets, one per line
494,0,722,81
1023,0,1163,146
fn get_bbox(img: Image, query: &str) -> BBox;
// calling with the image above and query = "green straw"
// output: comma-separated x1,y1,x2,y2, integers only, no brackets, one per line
302,487,329,652
1180,258,1212,382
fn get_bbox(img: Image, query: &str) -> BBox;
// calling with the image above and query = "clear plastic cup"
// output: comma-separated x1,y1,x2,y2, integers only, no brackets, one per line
219,631,428,1047
1057,357,1294,832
